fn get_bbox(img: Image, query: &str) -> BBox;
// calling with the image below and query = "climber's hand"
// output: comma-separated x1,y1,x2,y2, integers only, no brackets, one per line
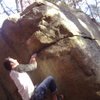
29,53,37,64
31,53,37,58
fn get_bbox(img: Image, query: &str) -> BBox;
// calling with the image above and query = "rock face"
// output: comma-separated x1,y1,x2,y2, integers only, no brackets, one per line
0,1,100,100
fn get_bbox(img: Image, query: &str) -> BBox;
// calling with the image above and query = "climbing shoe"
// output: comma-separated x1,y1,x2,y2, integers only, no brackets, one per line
57,95,64,100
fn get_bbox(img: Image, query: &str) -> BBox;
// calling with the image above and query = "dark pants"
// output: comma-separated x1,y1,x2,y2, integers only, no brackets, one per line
30,76,58,100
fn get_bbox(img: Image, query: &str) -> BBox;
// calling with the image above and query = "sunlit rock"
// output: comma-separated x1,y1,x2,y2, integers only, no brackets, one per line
0,1,100,100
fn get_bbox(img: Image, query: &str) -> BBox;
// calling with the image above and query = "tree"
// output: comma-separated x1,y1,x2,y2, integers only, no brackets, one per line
0,0,100,23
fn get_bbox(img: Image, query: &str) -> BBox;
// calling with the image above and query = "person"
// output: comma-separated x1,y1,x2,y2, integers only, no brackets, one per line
3,53,63,100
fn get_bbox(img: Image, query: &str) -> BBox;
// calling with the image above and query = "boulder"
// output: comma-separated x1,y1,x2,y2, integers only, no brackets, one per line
0,1,100,100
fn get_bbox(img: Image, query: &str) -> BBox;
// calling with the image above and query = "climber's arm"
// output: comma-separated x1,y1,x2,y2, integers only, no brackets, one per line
14,54,37,72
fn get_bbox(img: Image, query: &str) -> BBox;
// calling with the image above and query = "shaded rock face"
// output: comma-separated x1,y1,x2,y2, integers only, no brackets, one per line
0,1,100,100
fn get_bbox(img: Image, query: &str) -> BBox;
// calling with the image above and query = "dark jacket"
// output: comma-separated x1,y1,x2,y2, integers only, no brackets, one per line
14,62,37,72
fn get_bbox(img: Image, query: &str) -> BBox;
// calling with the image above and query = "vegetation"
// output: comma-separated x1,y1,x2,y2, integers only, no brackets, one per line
0,0,100,22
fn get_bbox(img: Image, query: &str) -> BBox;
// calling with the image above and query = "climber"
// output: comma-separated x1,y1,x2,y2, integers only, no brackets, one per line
3,53,63,100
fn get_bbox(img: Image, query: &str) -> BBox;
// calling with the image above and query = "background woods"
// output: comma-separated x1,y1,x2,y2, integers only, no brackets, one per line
0,0,100,24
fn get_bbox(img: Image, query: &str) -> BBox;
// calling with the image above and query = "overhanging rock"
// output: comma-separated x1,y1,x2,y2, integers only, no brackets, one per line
0,1,100,100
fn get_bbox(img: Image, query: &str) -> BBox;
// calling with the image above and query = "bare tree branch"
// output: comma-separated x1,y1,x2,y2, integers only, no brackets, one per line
94,0,100,19
0,2,10,16
3,1,15,14
85,0,94,18
15,0,20,12
20,0,23,12
0,0,100,22
0,0,3,3
72,0,76,8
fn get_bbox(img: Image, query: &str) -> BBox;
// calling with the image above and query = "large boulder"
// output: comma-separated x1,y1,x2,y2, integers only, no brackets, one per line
0,1,100,100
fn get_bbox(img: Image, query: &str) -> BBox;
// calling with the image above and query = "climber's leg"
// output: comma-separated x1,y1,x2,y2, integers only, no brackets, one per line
30,76,64,100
